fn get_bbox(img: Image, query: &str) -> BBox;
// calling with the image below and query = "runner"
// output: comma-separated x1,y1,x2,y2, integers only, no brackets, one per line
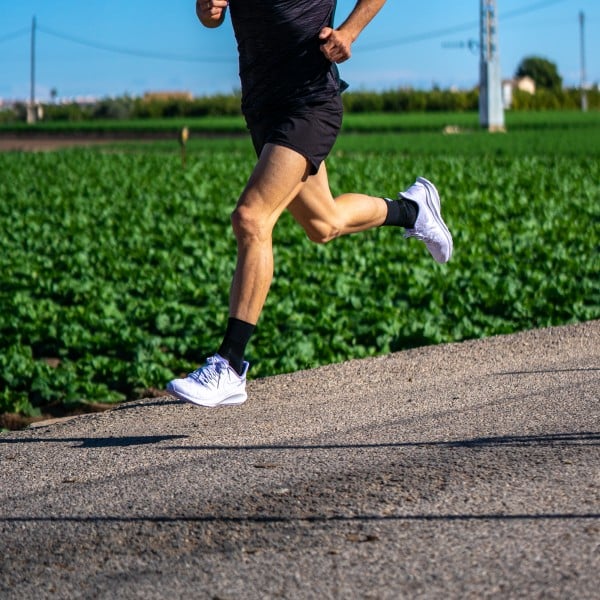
167,0,453,407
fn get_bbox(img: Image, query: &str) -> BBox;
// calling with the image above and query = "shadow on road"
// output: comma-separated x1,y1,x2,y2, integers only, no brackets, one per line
1,432,597,449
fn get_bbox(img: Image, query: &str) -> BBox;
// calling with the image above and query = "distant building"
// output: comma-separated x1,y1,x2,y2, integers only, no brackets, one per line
502,76,536,108
0,98,20,111
143,91,193,102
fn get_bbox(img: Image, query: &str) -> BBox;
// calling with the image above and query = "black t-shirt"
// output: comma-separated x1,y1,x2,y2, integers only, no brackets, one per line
228,0,344,118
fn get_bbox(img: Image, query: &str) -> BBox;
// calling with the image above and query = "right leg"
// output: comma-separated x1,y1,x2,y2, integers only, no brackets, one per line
289,163,453,263
288,161,389,243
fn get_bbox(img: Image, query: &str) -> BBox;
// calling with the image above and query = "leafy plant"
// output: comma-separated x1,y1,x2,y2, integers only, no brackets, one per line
0,114,598,419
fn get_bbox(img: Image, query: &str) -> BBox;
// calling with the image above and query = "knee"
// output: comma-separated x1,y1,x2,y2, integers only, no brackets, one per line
303,220,341,244
231,203,269,243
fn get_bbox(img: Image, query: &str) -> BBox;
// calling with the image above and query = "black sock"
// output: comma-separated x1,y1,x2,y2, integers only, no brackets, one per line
381,197,419,228
217,317,255,375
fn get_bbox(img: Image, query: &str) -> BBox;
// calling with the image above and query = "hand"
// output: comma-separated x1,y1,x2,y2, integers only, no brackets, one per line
196,0,228,28
318,27,354,63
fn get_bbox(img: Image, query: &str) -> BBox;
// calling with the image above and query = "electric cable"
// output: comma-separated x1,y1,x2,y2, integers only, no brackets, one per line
37,24,236,63
0,28,30,45
358,0,569,53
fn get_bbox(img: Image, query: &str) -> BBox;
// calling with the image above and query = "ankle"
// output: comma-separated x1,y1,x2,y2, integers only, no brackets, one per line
218,317,255,375
381,197,418,229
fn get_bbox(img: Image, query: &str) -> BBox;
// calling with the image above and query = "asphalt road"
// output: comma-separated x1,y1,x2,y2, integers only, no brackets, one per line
1,321,599,599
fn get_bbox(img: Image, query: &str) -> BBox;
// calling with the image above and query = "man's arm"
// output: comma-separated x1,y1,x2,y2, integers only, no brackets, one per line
196,0,228,28
319,0,387,63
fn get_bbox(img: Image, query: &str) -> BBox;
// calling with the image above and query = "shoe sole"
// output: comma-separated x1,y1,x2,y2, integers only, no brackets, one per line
416,176,453,262
166,385,247,408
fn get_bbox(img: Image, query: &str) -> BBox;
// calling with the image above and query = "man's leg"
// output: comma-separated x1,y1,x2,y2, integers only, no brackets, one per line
216,144,312,374
166,143,312,406
167,144,452,406
227,144,311,324
289,163,453,264
287,161,389,243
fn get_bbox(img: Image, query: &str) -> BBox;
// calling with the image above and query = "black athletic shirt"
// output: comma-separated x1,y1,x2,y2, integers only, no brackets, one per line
228,0,345,119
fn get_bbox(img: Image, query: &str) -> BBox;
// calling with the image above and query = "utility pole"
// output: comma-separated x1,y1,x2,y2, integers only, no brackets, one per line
479,0,505,131
579,11,588,112
27,16,37,124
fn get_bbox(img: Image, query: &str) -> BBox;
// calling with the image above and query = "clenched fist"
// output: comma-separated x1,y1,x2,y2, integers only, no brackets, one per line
196,0,228,28
319,27,354,63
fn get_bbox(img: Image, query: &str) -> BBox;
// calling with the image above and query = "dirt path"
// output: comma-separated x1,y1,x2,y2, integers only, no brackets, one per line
0,136,130,152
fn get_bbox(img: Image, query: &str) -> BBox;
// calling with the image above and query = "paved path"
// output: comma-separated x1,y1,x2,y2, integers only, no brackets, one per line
1,321,599,599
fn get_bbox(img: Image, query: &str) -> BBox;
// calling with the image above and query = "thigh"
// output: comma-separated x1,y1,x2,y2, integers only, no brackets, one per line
287,162,337,227
247,95,343,175
288,162,387,240
238,143,312,229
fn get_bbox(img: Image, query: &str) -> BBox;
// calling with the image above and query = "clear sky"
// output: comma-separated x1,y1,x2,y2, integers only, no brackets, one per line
1,0,598,102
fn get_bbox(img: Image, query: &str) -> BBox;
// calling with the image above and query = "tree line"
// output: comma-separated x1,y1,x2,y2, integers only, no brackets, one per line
1,85,597,124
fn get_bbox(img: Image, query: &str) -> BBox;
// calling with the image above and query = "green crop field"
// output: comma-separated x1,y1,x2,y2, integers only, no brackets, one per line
1,111,599,424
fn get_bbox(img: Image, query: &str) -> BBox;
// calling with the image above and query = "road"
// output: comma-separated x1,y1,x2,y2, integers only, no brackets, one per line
1,320,599,599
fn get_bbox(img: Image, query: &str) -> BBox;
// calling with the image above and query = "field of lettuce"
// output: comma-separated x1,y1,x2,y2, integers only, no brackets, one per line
1,112,599,424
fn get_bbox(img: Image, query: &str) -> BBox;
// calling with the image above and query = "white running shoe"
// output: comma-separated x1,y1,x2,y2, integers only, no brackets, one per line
401,176,453,263
166,354,249,407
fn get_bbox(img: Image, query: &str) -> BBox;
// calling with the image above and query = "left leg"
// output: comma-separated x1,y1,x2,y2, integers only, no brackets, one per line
166,143,312,407
228,143,311,325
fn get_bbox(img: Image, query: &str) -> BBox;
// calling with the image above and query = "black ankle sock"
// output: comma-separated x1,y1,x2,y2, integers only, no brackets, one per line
382,197,419,228
217,317,255,375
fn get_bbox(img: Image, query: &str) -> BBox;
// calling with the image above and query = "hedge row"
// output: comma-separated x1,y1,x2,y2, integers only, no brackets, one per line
1,87,598,124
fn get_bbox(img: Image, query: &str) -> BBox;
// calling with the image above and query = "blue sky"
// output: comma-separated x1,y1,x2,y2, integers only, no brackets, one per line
1,0,598,102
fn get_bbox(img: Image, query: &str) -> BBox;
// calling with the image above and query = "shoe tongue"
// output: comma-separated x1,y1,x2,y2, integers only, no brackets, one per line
215,354,231,367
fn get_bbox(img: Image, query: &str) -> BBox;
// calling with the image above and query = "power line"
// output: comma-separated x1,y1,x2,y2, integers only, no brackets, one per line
500,0,568,21
0,27,30,45
36,24,236,64
0,0,573,63
359,21,479,52
358,0,569,53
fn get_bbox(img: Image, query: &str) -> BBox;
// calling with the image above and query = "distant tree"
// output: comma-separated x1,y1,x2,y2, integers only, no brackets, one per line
92,96,134,120
516,56,562,91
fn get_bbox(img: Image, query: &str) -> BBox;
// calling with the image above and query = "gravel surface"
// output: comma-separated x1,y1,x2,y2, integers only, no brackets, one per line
1,321,599,599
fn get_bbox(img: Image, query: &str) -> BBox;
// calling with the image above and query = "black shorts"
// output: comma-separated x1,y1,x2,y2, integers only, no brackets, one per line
246,94,343,174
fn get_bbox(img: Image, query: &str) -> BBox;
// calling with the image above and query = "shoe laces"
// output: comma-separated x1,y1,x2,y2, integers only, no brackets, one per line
404,224,441,244
188,355,227,386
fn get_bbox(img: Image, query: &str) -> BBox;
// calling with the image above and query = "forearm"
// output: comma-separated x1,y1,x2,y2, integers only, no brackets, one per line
319,0,386,63
338,0,387,42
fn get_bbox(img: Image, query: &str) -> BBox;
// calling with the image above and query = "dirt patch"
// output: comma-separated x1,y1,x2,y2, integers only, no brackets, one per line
0,130,241,152
0,403,115,431
0,136,130,152
0,388,167,431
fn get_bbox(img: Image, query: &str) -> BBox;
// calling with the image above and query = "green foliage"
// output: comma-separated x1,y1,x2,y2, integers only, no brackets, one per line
0,114,599,417
10,93,244,124
516,56,563,92
2,86,598,127
341,88,478,113
336,111,600,157
510,87,600,111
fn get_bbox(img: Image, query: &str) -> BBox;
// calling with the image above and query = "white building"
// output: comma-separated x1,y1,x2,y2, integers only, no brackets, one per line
502,76,536,109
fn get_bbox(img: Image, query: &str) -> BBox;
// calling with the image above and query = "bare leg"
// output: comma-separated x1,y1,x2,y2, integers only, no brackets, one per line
229,143,310,324
229,145,390,325
288,161,388,243
167,145,395,404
